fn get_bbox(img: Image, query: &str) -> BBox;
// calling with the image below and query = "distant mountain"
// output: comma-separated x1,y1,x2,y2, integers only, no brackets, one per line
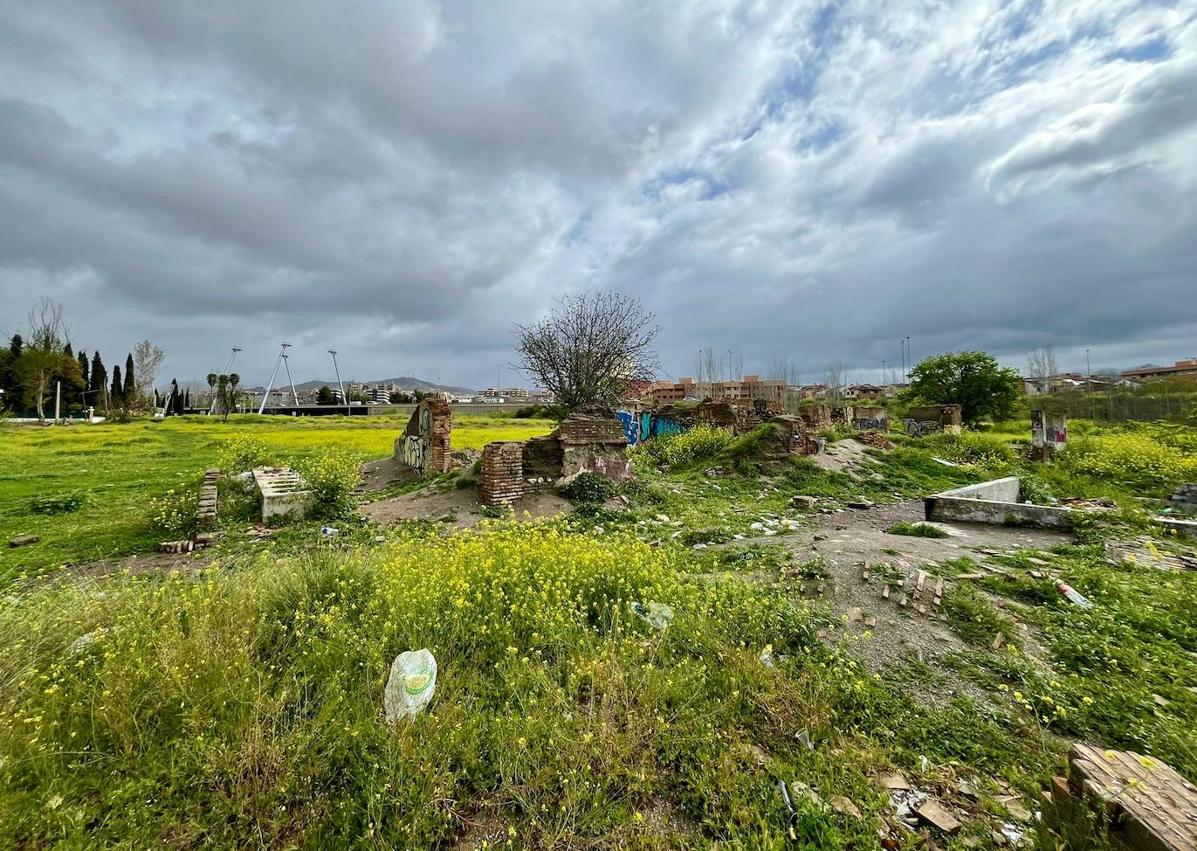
291,376,477,395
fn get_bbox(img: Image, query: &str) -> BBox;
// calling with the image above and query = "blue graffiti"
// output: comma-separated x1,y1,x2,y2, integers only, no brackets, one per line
617,410,640,445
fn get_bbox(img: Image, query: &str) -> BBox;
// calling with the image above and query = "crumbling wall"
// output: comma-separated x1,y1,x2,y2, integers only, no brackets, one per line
558,413,631,480
479,411,630,506
479,442,526,506
796,404,831,431
396,398,453,474
769,415,822,455
904,405,962,436
853,406,889,431
829,405,855,426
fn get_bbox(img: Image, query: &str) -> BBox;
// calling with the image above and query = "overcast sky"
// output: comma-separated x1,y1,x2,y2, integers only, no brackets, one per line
2,1,1195,390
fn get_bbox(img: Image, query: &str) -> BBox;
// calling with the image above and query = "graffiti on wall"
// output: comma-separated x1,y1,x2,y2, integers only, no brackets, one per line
617,410,686,446
903,418,943,436
402,435,427,470
854,418,888,431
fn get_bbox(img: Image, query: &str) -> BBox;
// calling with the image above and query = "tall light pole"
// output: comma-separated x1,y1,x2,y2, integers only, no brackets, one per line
903,337,911,381
257,342,290,415
281,353,298,407
329,350,346,414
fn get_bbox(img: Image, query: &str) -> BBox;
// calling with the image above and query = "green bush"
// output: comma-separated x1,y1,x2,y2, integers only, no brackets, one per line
28,492,86,515
148,486,198,535
296,450,362,520
560,471,617,503
217,435,274,473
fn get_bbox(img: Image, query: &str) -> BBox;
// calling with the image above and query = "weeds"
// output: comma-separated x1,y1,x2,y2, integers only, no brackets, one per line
886,521,949,538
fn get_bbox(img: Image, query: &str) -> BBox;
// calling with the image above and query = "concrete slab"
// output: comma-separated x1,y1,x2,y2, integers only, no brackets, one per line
252,467,311,521
925,477,1085,530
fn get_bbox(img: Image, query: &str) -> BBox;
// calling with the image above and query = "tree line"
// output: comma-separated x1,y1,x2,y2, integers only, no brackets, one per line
0,298,174,421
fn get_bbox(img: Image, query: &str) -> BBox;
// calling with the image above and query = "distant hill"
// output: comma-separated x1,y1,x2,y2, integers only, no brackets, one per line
291,376,477,395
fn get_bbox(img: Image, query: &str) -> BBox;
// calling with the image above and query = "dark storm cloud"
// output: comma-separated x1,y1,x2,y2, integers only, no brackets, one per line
1,0,1195,388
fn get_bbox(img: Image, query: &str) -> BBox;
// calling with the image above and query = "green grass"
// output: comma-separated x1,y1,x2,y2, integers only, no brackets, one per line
0,414,553,582
3,416,1197,846
885,521,949,538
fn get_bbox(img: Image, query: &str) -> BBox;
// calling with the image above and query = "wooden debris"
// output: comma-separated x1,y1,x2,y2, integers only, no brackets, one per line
1054,743,1197,851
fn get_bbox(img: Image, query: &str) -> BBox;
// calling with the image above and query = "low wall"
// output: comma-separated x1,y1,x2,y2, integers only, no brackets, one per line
925,476,1081,529
1159,518,1197,540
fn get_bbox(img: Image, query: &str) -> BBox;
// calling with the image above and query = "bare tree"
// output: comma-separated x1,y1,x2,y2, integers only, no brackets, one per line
133,340,165,407
695,348,724,384
1026,346,1058,381
16,298,81,421
766,354,801,387
515,292,659,411
825,361,845,404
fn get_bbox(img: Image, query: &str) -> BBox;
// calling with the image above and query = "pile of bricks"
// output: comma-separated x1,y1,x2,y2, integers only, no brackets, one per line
198,468,219,529
1169,483,1197,511
480,442,527,506
159,539,195,554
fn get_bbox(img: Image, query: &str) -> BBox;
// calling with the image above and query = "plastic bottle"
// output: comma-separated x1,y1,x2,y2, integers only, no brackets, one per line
1056,581,1092,609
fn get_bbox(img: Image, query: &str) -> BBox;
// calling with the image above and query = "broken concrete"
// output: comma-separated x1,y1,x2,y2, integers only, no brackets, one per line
252,467,312,521
925,477,1087,530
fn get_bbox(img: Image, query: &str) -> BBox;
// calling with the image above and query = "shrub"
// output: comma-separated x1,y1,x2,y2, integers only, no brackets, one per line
148,486,198,535
1061,430,1197,492
218,435,274,473
28,492,85,515
560,471,617,503
886,521,949,539
929,430,1018,467
296,450,362,520
631,425,734,469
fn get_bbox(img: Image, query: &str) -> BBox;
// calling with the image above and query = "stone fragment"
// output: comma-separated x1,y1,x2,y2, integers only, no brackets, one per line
915,799,962,835
790,495,817,509
877,771,910,790
830,796,862,818
10,534,40,547
991,632,1005,650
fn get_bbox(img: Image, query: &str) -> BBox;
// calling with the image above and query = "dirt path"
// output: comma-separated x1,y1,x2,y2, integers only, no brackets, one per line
360,485,573,530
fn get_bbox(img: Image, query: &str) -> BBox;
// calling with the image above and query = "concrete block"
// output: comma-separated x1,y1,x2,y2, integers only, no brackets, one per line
252,467,312,521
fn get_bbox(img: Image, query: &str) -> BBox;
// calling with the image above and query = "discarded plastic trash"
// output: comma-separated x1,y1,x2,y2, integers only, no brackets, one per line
931,457,958,467
632,601,674,630
1056,581,1093,609
384,649,438,722
320,526,339,538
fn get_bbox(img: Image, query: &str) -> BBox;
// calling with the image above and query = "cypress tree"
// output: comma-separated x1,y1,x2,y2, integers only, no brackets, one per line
123,353,135,405
77,350,89,394
1,334,23,410
183,387,190,409
110,365,123,408
90,352,107,410
168,379,180,416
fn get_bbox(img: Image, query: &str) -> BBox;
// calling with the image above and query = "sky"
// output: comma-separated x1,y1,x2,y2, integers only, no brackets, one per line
1,1,1195,390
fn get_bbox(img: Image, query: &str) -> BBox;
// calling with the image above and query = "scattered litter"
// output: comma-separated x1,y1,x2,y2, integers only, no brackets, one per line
795,728,814,749
999,823,1025,845
632,601,674,630
320,526,340,538
384,649,437,722
932,457,958,467
1056,581,1093,609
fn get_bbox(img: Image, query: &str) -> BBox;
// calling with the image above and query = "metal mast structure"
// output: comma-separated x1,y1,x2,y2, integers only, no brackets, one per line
257,342,291,415
329,350,346,414
282,353,299,406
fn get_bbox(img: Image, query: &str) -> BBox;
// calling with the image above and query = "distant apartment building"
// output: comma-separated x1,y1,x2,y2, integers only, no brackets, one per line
1120,359,1197,381
648,375,786,404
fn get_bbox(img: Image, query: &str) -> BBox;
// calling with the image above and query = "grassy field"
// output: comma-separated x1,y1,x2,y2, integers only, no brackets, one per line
0,414,554,582
0,415,1195,847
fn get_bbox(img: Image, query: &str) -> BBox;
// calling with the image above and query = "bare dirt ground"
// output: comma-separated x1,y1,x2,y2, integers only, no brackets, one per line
358,456,419,493
360,484,573,530
722,499,1071,701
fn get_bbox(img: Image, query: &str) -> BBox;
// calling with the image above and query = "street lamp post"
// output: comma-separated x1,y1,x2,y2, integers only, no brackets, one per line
329,350,346,415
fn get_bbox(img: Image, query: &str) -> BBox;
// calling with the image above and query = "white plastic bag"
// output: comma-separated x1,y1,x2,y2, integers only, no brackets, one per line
384,648,438,722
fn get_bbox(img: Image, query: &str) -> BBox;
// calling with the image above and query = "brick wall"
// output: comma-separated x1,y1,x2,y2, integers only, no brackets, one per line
396,398,453,474
480,441,527,506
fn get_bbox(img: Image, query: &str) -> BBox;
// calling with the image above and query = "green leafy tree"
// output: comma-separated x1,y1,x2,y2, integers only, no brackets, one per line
906,351,1021,424
214,373,240,421
316,385,334,405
